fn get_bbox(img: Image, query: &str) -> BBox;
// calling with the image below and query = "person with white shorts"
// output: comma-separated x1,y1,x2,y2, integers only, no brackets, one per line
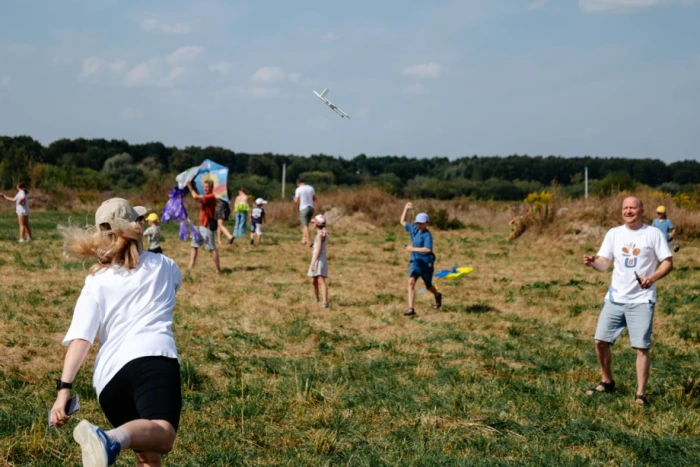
1,182,32,242
583,196,673,406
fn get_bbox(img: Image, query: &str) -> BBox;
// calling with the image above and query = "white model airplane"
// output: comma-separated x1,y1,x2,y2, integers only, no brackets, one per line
313,88,350,119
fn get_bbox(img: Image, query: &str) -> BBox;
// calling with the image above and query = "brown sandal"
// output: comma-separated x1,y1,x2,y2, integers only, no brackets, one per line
585,380,615,396
433,292,443,309
404,308,416,317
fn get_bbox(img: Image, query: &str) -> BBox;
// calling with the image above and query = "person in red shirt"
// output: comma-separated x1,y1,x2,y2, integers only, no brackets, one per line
187,180,221,273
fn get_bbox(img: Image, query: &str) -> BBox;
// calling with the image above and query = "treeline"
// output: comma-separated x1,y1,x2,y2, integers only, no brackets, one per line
1,135,699,201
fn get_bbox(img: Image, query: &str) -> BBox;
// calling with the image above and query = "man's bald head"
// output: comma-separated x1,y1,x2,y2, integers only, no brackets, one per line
622,196,644,229
623,197,643,209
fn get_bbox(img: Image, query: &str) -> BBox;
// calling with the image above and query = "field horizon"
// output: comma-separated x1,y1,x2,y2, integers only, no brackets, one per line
1,202,699,466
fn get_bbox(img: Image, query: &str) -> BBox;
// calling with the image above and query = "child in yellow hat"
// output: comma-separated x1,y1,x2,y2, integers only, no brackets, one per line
144,213,163,254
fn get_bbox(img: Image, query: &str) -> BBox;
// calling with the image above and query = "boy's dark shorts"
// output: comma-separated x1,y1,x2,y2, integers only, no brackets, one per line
408,263,434,289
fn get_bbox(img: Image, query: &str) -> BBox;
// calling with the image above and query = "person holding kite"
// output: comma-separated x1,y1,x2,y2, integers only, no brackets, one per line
400,202,442,317
187,180,221,274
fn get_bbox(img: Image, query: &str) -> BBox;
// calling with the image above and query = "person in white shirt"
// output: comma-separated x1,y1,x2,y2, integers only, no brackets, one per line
293,178,316,245
583,197,673,406
50,198,183,467
1,182,32,242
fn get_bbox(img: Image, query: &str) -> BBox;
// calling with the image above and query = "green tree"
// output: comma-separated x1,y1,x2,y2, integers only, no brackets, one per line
102,153,145,189
0,146,30,189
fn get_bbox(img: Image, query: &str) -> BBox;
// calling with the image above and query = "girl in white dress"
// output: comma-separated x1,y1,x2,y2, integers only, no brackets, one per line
307,214,329,307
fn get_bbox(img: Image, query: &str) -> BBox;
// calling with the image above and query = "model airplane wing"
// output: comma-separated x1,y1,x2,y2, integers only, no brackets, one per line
313,89,350,119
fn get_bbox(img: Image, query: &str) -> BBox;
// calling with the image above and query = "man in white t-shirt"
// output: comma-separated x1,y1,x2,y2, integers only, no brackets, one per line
294,178,316,245
583,197,673,406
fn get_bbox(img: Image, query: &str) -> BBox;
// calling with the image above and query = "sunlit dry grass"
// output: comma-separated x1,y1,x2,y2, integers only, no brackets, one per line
1,206,699,466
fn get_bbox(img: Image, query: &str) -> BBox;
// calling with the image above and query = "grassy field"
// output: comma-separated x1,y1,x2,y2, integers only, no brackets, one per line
1,210,700,466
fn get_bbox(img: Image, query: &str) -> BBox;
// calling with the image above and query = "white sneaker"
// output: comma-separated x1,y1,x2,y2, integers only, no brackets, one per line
73,420,121,466
18,239,25,243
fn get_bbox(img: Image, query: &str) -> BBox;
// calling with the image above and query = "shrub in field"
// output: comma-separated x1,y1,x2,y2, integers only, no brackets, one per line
102,153,146,189
426,208,464,230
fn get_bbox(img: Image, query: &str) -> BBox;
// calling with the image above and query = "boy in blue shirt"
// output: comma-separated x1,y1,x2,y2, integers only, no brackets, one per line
652,205,679,252
400,202,442,317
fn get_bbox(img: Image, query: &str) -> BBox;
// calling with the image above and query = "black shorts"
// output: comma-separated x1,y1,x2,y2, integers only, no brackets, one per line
148,247,163,254
215,201,230,221
99,356,182,432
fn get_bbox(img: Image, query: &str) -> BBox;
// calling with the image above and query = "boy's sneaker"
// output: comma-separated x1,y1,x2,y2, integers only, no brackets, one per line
250,238,255,245
18,239,25,243
73,420,121,466
323,302,330,308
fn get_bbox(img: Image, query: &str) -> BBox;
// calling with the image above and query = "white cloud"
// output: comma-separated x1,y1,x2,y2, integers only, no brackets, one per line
209,62,233,75
80,56,105,78
323,32,339,42
168,67,185,81
250,66,285,83
166,46,203,66
288,72,302,84
0,74,10,87
124,59,183,87
402,62,446,79
125,60,160,86
579,0,672,12
403,83,428,95
109,60,127,74
308,116,331,130
355,108,370,118
529,0,549,9
120,107,140,120
140,19,192,34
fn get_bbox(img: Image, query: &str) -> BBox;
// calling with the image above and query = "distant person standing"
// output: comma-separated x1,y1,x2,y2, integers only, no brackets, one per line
144,213,163,254
652,205,679,252
231,188,250,243
250,198,267,245
215,198,234,245
294,178,316,245
1,182,32,242
187,180,221,273
400,202,441,317
583,197,673,406
308,214,329,307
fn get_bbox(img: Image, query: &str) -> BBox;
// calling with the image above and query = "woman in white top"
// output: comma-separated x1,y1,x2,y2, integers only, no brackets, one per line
50,198,183,467
1,182,32,242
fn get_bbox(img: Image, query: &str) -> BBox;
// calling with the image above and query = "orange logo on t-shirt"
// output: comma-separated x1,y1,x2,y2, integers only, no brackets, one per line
621,243,640,268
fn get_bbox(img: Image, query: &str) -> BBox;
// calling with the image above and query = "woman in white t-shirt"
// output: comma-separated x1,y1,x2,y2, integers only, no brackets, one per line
1,182,32,242
50,198,183,467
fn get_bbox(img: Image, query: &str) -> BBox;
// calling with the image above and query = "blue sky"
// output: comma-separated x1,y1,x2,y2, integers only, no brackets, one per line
0,0,698,162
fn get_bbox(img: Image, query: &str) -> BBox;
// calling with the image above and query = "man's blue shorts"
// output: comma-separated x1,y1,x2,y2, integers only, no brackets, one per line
408,262,434,289
594,300,655,349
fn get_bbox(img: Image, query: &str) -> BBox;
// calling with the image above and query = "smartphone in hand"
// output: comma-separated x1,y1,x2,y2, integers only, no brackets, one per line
48,395,80,427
